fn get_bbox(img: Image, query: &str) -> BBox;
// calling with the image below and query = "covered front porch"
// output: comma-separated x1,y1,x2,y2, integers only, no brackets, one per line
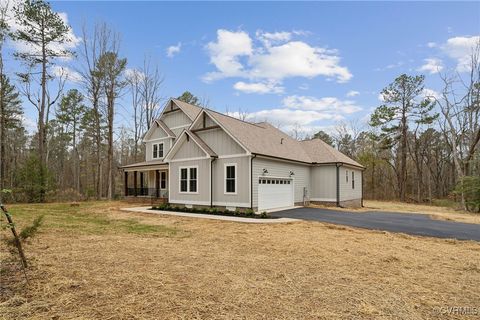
122,161,169,200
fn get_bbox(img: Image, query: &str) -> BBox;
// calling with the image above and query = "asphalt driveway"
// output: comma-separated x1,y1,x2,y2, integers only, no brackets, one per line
272,207,480,241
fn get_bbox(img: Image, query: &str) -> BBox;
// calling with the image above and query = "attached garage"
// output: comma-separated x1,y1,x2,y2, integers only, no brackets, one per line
258,178,294,211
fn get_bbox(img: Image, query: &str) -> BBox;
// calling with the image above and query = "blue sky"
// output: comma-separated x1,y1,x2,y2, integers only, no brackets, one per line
5,1,480,136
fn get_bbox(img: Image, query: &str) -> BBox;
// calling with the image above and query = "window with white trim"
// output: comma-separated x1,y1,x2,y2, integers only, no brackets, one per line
189,167,197,192
179,166,198,193
346,170,349,182
180,168,188,192
352,171,355,189
225,164,236,194
152,143,164,159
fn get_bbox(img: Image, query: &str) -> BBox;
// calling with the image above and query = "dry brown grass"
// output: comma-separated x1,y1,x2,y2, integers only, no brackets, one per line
1,201,479,319
311,200,480,224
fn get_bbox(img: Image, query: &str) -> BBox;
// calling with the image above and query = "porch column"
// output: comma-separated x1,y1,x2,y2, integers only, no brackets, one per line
155,170,160,198
124,171,128,196
133,171,138,197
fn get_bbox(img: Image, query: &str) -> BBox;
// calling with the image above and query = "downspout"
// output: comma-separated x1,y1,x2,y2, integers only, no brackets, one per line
250,154,256,210
210,156,217,207
361,169,364,207
336,163,342,207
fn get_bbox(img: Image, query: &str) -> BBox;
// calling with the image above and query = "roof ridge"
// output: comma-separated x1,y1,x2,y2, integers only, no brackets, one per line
204,108,267,129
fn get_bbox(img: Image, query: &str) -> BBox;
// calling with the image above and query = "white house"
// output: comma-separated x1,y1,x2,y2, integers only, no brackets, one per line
121,98,365,211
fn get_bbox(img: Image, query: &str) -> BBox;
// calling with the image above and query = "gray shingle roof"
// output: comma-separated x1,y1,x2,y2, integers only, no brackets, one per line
300,139,363,168
155,119,175,137
186,130,218,157
171,98,203,121
160,99,364,168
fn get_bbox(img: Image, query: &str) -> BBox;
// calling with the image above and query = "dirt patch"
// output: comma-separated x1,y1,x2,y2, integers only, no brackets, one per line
1,201,479,319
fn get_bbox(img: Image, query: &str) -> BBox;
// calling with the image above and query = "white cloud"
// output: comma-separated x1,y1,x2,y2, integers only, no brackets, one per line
427,42,437,48
256,30,291,47
203,29,352,87
203,29,253,82
417,58,444,74
51,66,82,83
124,68,146,81
4,0,80,58
346,90,359,97
375,61,404,71
249,41,352,83
441,36,480,72
282,95,362,114
422,88,440,100
233,81,284,94
166,42,182,58
227,94,362,135
378,93,385,102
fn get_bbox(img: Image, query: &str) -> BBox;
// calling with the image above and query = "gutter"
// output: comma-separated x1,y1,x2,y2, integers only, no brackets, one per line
336,163,343,207
361,170,364,207
210,156,217,207
250,154,256,210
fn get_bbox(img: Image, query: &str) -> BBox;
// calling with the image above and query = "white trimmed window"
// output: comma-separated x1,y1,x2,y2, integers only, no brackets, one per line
352,171,355,189
346,170,349,182
224,163,237,194
152,143,164,159
179,166,198,193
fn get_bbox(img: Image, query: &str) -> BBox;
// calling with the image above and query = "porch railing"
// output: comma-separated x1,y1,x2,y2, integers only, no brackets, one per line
126,188,168,198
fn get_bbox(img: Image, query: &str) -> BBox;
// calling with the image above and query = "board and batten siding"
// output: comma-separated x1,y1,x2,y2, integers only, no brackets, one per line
252,157,310,208
169,158,211,205
171,138,207,160
196,128,246,156
339,166,362,201
310,165,337,202
161,109,192,128
212,156,250,207
145,138,173,162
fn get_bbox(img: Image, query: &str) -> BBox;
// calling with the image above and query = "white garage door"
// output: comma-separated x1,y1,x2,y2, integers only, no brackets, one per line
258,178,294,211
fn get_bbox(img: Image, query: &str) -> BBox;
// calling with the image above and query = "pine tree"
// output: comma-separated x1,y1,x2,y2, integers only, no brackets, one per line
0,75,22,191
370,74,437,202
11,0,73,202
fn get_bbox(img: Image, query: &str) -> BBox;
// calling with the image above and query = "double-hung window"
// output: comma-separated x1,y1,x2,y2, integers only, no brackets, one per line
346,170,349,182
352,171,355,189
179,166,197,193
225,164,236,194
152,143,164,159
189,168,197,192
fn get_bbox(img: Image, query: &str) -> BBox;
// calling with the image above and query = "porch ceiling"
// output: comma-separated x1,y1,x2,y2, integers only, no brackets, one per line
121,160,168,172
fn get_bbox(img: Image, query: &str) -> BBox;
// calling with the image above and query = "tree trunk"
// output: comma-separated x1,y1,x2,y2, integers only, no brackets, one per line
38,28,47,202
399,110,408,202
107,98,114,200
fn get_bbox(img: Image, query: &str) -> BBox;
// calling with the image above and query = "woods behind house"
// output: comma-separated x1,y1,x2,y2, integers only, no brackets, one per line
0,0,479,211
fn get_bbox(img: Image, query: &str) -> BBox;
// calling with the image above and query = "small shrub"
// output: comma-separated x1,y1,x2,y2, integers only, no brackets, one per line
5,215,44,247
210,208,218,215
244,209,255,217
260,211,270,219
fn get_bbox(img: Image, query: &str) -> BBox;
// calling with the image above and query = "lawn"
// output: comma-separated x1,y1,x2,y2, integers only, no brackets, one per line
1,201,479,319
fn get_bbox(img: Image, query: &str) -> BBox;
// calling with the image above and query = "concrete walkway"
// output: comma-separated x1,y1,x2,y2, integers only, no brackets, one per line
121,207,298,224
271,207,480,241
